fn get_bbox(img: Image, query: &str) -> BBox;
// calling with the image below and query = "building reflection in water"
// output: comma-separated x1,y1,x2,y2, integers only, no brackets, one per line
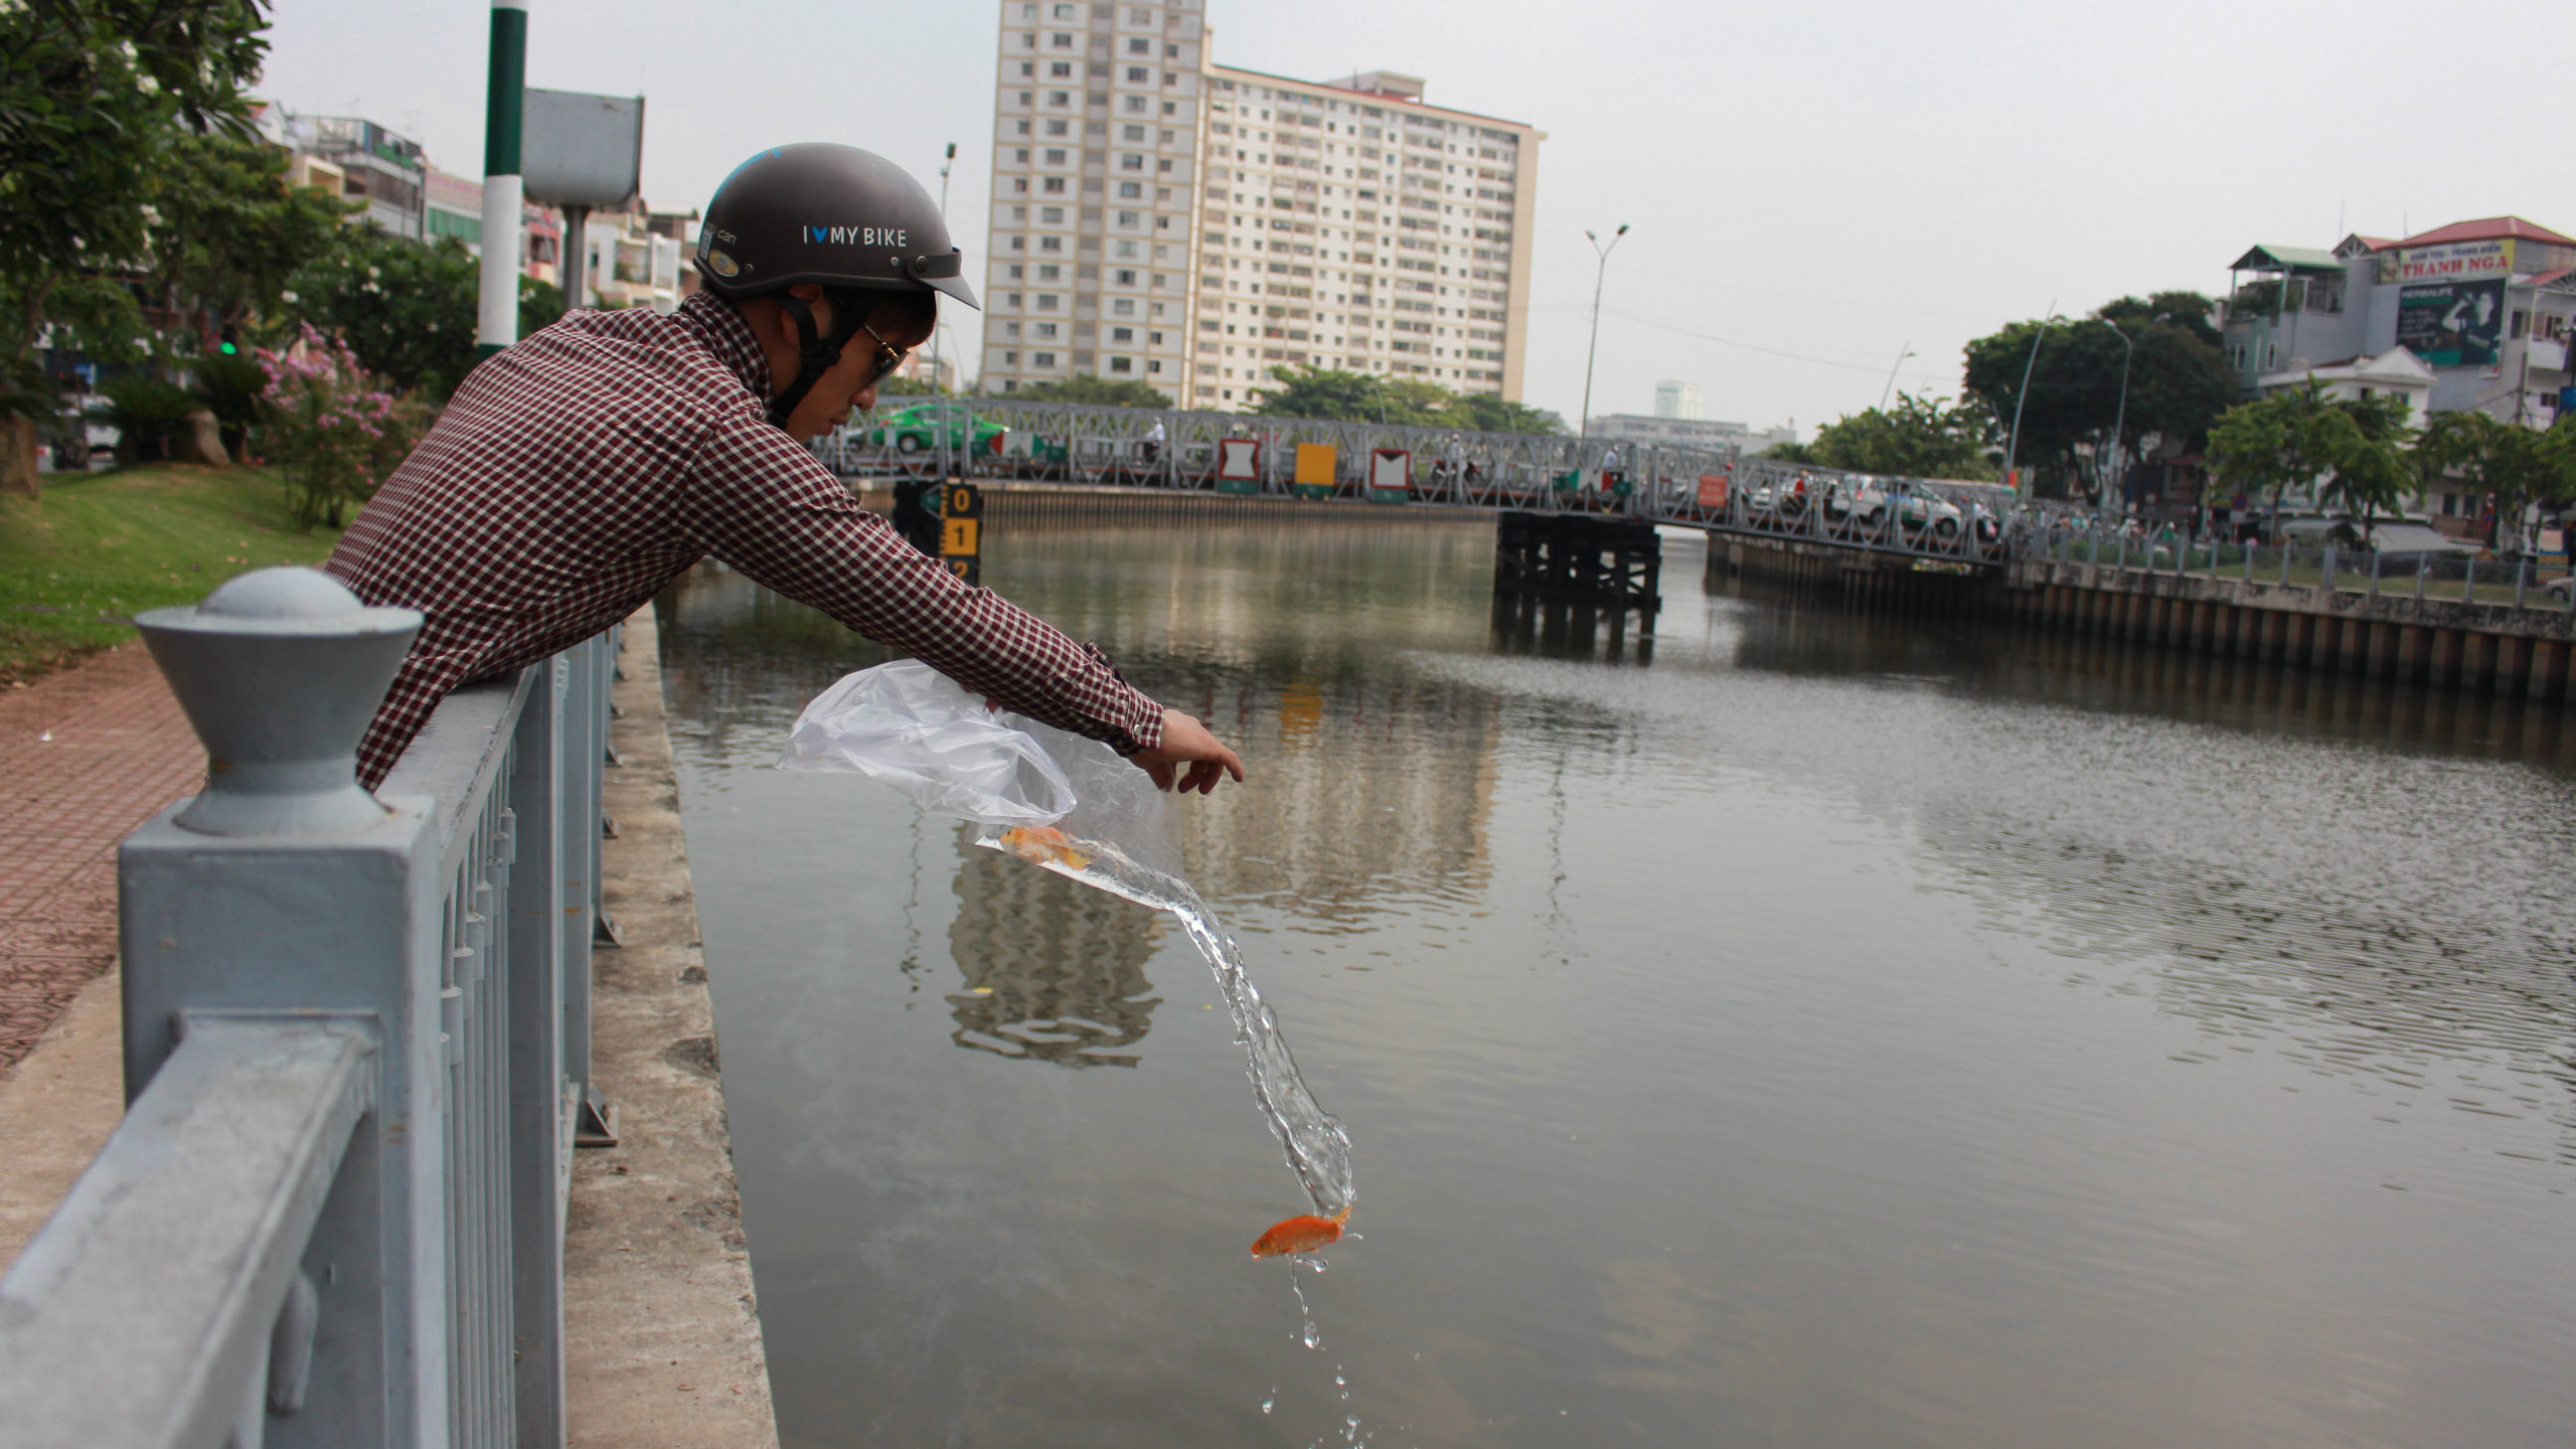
945,827,1164,1068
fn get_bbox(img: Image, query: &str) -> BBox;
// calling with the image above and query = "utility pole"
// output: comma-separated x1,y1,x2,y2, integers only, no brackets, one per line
476,0,528,361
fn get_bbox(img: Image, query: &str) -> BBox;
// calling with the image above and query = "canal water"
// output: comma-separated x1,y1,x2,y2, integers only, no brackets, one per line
657,513,2576,1449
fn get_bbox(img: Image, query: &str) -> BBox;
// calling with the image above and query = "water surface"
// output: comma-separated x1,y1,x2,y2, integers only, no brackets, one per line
660,515,2576,1449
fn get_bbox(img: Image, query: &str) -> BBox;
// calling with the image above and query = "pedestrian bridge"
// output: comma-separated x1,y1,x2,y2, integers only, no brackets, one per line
815,399,2013,568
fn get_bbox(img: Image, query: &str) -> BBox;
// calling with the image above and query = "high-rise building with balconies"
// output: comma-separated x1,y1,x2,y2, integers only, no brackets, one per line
980,2,1542,409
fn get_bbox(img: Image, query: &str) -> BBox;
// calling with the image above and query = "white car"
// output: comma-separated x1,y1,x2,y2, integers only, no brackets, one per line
1828,477,1966,539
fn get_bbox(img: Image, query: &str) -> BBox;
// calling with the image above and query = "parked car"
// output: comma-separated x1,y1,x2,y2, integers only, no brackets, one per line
1825,476,1967,539
856,402,1008,456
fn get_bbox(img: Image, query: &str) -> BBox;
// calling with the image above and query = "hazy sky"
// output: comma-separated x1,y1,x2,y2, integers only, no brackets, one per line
262,0,2574,435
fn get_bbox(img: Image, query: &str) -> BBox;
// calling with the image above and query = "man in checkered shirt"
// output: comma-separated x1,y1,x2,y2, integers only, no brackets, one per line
328,143,1240,795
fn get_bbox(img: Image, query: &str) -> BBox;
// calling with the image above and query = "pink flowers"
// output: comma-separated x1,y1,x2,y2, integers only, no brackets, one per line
256,325,422,531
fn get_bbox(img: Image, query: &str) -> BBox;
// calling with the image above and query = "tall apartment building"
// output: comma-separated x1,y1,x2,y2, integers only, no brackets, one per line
980,0,1542,409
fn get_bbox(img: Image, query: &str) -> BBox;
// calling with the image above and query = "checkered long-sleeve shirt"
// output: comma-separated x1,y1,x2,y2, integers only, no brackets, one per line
327,292,1164,788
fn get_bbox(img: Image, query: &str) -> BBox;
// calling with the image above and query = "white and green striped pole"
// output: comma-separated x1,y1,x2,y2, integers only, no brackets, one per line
476,0,528,360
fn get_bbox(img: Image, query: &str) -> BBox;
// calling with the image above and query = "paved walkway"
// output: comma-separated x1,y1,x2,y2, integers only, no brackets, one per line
0,642,202,1073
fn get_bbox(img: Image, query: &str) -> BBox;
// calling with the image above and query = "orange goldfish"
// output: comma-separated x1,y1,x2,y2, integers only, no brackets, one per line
1250,1207,1352,1258
998,824,1092,871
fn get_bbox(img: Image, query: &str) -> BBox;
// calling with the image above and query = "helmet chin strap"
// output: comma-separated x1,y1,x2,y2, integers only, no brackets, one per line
766,291,870,428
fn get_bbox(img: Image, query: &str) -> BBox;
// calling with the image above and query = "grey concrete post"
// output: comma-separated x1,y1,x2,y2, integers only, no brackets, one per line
122,568,453,1446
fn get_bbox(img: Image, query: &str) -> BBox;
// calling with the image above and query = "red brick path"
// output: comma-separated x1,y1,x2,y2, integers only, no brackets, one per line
0,643,204,1074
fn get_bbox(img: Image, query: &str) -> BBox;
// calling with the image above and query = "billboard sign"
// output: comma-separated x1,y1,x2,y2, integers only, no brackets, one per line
2397,279,2505,368
2394,239,2513,284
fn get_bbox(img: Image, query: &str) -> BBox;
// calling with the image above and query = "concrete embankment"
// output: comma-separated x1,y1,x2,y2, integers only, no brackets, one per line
1705,533,2576,701
565,605,777,1447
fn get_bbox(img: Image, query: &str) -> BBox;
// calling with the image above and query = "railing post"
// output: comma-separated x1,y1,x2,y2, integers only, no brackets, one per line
561,635,617,1148
119,568,447,1447
505,664,569,1448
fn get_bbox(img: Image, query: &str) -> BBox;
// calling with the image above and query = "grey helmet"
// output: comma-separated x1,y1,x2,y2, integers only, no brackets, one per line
695,143,977,424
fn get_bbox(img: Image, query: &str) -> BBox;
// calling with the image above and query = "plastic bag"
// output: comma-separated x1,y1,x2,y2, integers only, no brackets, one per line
778,660,1178,871
778,659,1074,825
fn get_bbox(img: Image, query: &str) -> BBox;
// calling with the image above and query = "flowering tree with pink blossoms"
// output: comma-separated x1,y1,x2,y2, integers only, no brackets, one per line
255,325,420,530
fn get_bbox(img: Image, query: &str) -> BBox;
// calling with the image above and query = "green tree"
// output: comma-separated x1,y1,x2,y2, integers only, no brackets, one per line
2206,382,2419,534
1962,294,2235,496
2316,392,2416,533
1252,364,1402,420
1251,365,1556,432
138,129,353,360
1008,372,1171,406
2413,410,2576,553
1803,392,1997,479
0,0,271,366
284,231,482,399
1447,391,1559,435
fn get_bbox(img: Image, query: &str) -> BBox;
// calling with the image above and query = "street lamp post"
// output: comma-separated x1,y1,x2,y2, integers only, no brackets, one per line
2102,320,2135,512
2001,301,2059,495
1879,341,1915,411
1576,224,1630,485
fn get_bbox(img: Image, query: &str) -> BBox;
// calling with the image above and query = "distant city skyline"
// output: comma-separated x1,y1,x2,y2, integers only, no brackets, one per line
258,0,2574,433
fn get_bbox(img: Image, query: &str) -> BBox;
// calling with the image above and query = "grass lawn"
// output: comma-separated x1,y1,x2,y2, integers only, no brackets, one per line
0,463,342,682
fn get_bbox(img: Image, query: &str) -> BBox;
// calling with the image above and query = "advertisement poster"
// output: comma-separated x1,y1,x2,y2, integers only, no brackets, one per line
2396,279,2504,368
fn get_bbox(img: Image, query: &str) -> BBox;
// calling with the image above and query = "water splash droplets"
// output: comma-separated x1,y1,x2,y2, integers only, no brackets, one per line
1260,1388,1275,1415
980,827,1353,1215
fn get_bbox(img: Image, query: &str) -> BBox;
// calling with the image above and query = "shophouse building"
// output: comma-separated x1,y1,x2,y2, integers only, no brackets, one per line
2223,218,2576,427
978,0,1542,409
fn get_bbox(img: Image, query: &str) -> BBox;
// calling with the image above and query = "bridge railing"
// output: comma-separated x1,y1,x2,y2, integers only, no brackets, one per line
816,401,2017,564
0,568,617,1449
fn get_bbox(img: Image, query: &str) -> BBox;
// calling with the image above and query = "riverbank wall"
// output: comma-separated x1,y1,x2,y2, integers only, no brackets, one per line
1707,534,2576,702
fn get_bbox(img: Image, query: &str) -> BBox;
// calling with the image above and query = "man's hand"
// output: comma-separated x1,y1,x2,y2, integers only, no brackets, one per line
1134,708,1244,794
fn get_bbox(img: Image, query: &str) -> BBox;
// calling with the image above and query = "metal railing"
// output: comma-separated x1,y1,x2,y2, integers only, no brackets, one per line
2011,518,2576,615
0,568,618,1449
811,401,2012,565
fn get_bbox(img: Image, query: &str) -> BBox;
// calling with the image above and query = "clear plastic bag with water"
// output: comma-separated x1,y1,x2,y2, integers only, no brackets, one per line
778,658,1351,1218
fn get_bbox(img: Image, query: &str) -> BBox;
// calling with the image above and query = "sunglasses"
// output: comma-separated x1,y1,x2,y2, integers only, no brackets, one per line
857,318,910,387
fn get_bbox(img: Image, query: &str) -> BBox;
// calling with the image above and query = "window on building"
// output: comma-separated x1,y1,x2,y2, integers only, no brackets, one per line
1045,148,1067,164
1112,327,1134,342
1050,33,1072,47
1117,181,1142,198
1126,66,1147,81
1043,177,1065,193
1127,38,1149,54
1109,356,1134,373
1038,264,1061,280
1046,118,1068,135
1115,268,1137,285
